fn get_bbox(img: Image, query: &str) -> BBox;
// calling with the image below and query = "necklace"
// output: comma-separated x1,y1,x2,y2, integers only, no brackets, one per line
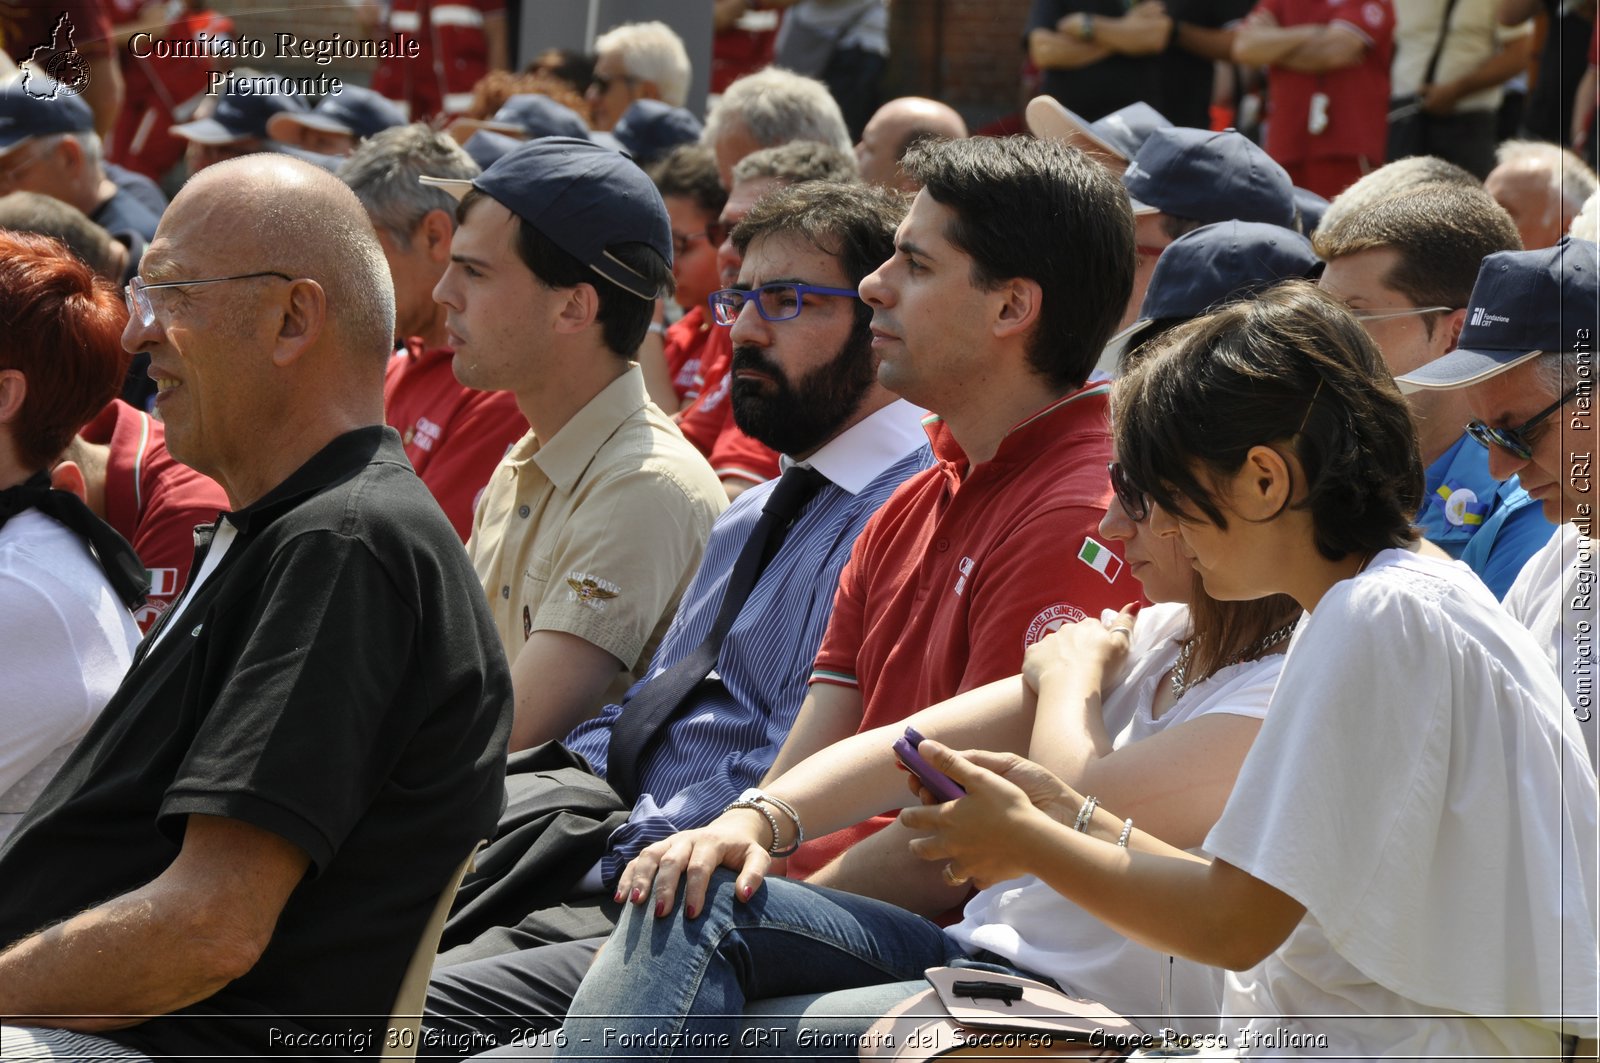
1169,619,1299,700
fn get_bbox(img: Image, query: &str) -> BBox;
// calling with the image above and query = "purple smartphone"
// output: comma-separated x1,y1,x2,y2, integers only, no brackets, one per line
892,726,966,802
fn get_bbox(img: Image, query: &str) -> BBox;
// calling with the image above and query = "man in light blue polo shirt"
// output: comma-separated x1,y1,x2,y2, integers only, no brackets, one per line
1315,175,1554,596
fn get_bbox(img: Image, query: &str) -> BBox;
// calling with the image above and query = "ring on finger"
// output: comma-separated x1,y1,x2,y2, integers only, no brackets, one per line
1108,626,1133,637
942,863,966,885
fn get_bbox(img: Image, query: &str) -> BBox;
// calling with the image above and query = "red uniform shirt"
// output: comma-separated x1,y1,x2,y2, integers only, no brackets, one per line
370,0,503,120
384,340,528,541
107,4,232,179
674,326,781,487
790,384,1137,879
664,305,715,404
80,399,229,631
1254,0,1394,166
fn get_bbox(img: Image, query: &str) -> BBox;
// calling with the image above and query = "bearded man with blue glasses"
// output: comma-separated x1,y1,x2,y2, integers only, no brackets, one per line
1399,236,1600,770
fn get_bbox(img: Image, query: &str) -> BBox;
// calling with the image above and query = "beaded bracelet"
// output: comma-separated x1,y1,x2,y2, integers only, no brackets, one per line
1073,795,1099,833
1118,818,1134,848
725,800,788,856
756,791,806,848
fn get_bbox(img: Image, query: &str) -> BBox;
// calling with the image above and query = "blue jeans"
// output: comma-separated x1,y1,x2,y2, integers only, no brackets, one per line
552,871,971,1061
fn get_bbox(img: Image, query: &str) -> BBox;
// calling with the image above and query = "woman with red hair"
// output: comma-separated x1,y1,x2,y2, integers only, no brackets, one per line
0,230,145,843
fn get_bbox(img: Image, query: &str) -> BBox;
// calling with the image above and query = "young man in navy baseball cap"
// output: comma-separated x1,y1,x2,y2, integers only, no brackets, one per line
266,84,406,157
1116,126,1298,328
169,78,307,173
422,137,726,752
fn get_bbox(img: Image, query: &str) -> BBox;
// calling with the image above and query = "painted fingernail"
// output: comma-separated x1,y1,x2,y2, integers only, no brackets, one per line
631,886,644,903
739,883,754,900
613,889,625,904
685,904,699,920
656,898,669,917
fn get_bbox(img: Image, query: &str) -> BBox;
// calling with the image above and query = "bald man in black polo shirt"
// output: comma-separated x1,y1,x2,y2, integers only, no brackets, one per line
0,156,512,1060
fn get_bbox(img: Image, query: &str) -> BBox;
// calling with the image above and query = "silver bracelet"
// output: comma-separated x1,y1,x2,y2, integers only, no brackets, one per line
726,800,788,856
1118,818,1134,848
1073,795,1099,833
755,791,805,848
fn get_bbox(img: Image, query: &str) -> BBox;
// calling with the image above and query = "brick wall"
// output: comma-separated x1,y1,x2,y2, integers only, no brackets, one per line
210,0,375,83
888,0,1034,129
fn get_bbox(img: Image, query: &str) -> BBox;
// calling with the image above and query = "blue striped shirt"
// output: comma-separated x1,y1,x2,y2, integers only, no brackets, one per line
563,400,932,882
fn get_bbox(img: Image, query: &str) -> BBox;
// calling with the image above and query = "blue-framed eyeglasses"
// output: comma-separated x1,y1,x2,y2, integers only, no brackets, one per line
1465,385,1579,461
708,283,862,326
124,271,292,327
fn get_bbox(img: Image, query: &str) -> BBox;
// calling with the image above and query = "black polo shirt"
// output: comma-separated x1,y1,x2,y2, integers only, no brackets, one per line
0,426,512,1058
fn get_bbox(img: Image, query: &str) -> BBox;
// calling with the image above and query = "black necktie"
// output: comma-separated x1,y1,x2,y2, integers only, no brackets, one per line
606,465,829,803
0,471,150,609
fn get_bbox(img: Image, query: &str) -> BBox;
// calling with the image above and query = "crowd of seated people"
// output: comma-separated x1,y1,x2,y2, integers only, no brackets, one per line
0,9,1595,1060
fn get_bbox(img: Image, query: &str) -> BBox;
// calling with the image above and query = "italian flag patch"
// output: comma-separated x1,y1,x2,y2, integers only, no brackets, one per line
1077,537,1123,584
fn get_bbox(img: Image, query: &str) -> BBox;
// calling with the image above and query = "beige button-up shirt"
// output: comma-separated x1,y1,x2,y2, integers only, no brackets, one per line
467,365,726,705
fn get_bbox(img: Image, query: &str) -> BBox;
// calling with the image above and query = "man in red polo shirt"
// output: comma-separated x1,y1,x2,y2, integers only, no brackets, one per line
1234,0,1394,199
342,125,527,540
763,135,1142,913
57,399,229,631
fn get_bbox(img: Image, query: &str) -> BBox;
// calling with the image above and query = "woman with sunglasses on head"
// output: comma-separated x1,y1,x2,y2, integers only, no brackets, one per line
545,440,1303,1057
900,281,1598,1059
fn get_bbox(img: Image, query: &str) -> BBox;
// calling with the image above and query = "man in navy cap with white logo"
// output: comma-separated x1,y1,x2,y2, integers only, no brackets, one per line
423,137,725,752
1399,236,1600,768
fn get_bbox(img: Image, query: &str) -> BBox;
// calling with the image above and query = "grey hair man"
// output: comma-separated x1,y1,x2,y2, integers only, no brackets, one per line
0,154,512,1059
702,66,852,186
1484,140,1600,250
340,123,529,541
586,21,692,131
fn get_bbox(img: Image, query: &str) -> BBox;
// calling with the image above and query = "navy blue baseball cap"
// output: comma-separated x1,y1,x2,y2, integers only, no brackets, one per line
612,100,703,167
450,94,590,145
1103,221,1320,368
172,80,308,144
460,129,524,170
1025,96,1171,166
420,136,671,300
1293,186,1330,236
1398,237,1598,389
266,85,406,144
0,76,93,151
1123,128,1296,229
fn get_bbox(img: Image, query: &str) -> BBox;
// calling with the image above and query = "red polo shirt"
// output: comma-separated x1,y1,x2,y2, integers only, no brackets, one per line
790,383,1137,879
384,339,528,541
1255,0,1394,167
80,399,229,631
664,305,715,404
674,326,781,487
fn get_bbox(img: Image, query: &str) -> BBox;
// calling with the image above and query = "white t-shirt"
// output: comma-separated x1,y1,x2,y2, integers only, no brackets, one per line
1504,522,1597,769
1206,550,1599,1060
947,603,1284,1037
0,510,141,844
